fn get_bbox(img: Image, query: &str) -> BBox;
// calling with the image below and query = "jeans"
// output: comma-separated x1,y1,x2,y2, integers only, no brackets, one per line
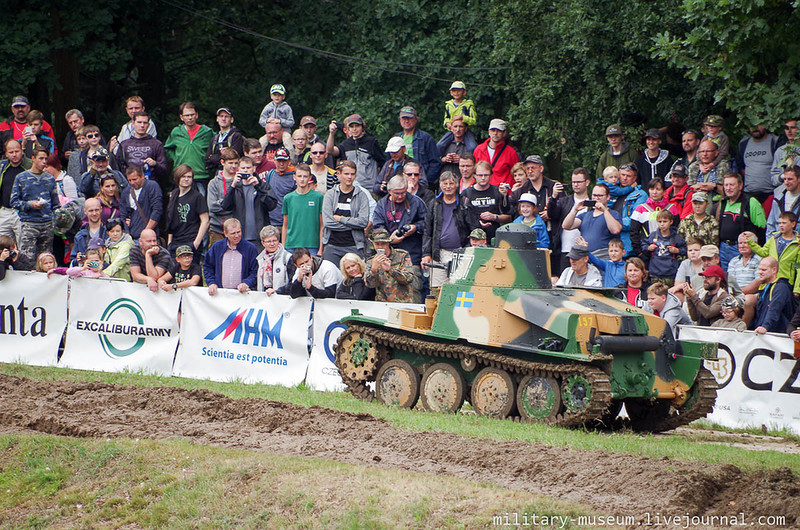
323,245,362,268
719,242,738,271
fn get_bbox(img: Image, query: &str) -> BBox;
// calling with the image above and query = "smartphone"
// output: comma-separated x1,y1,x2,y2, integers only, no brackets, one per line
583,200,596,209
376,248,386,255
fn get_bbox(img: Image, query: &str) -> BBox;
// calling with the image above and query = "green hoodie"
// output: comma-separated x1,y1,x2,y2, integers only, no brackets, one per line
164,124,214,181
748,232,800,293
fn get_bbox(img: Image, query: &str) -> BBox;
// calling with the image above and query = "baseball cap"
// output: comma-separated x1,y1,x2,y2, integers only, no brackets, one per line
704,115,724,127
605,124,622,136
270,84,286,95
216,107,232,116
699,265,725,280
449,81,466,90
87,237,106,250
567,244,590,260
176,245,194,257
11,96,29,107
274,147,291,160
525,155,543,165
399,106,417,119
699,245,719,259
370,228,391,243
385,136,405,153
518,193,537,206
670,163,688,177
89,147,110,161
300,116,316,126
721,297,741,310
344,114,364,127
489,118,507,131
645,128,661,139
469,228,487,240
691,191,709,203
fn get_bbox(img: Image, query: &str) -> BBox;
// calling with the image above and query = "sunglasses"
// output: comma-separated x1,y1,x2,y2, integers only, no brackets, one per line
311,151,325,155
86,133,100,138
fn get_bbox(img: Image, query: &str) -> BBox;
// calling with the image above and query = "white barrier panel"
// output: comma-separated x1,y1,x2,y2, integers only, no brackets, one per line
0,271,68,366
679,325,800,434
60,278,180,375
306,299,424,391
174,288,312,385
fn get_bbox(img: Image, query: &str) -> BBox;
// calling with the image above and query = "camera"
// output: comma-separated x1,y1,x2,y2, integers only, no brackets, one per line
8,249,17,259
331,120,343,132
302,264,312,272
395,224,413,237
499,183,510,190
583,200,596,209
87,260,101,269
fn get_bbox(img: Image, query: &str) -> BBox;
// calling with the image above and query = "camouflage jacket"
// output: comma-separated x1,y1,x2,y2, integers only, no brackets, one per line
687,158,730,186
364,247,415,302
677,214,719,247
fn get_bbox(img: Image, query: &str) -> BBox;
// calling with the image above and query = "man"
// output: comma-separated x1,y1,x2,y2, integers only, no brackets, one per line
0,96,56,146
437,115,476,177
243,138,274,180
727,231,762,325
687,140,728,196
766,165,800,235
715,172,766,269
664,163,694,219
221,156,277,246
164,102,215,193
636,128,673,188
260,120,286,163
116,111,168,183
612,163,647,256
327,114,386,191
562,183,622,258
421,171,468,287
642,282,692,330
322,160,371,265
405,161,434,206
373,175,427,270
549,167,591,272
62,109,88,161
204,218,259,295
511,155,563,244
395,106,441,187
277,247,342,299
596,123,637,180
678,129,701,168
70,198,106,265
300,116,319,144
130,229,173,292
10,147,59,262
78,147,127,199
0,139,31,242
751,257,793,334
684,265,731,326
205,107,244,176
473,118,519,187
461,160,512,243
309,141,336,193
375,136,425,197
109,96,158,153
266,147,296,227
555,244,602,287
364,228,416,302
120,165,163,240
770,119,800,186
458,154,476,191
736,124,779,202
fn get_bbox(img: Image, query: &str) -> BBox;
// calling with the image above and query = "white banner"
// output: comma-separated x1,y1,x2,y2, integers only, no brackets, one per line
306,299,424,391
173,288,312,385
679,325,800,434
60,278,180,375
0,271,68,366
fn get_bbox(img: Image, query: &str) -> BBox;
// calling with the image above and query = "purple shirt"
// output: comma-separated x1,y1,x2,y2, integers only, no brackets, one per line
221,240,242,288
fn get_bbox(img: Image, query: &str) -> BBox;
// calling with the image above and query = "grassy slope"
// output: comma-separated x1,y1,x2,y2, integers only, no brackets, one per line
2,363,798,474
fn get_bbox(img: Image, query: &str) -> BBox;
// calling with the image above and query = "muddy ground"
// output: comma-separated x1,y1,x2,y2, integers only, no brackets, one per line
0,374,798,526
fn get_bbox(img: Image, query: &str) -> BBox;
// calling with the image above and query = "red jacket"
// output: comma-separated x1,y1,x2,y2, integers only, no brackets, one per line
474,138,519,187
0,118,56,150
665,184,694,220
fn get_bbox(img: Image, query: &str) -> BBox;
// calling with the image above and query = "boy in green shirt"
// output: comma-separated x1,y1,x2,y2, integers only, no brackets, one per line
282,163,323,255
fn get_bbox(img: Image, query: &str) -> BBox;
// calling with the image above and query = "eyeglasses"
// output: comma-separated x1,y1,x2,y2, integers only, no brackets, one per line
86,133,100,138
310,151,325,155
404,172,420,176
591,194,607,199
571,180,586,184
182,113,197,117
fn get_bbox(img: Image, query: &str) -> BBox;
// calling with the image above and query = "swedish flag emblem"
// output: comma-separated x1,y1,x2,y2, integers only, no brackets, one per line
455,291,474,308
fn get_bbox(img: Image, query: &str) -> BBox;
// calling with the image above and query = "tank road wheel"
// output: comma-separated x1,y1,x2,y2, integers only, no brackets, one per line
561,373,593,414
420,363,466,414
375,359,420,409
335,328,383,382
516,375,562,421
470,367,517,419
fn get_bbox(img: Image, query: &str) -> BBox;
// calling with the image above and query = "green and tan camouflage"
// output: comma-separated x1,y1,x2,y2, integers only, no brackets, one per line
335,224,718,431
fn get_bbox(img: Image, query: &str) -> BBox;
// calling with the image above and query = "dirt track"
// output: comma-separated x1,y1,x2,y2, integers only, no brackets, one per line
0,374,798,525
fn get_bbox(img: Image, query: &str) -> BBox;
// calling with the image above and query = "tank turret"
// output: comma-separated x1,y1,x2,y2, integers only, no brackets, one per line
335,225,717,431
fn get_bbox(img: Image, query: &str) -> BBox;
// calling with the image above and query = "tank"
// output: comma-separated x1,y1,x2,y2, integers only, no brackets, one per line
334,224,718,432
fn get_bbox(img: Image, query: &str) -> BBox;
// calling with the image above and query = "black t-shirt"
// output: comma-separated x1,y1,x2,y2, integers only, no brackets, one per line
1,163,26,208
168,261,202,284
129,246,173,273
170,189,208,245
328,189,356,247
462,185,509,240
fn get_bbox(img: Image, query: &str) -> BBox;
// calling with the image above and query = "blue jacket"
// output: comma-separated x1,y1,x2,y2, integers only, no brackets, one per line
615,186,647,256
120,180,163,239
10,170,59,222
436,131,478,156
644,227,686,279
395,129,441,187
512,215,550,249
203,238,259,290
373,193,428,265
751,278,794,333
79,169,127,199
70,225,108,265
587,254,626,287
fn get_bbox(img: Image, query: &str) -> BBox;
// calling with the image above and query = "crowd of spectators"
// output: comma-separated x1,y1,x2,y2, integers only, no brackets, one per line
2,85,800,342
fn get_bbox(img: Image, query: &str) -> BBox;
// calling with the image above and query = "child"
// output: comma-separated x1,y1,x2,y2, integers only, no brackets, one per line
643,282,692,330
67,127,89,179
282,163,324,255
701,115,729,164
583,237,626,287
21,110,55,158
207,147,240,246
258,83,295,145
36,252,57,273
512,193,549,249
157,245,201,291
631,177,679,259
712,297,747,331
290,128,310,165
598,166,633,208
644,210,686,286
47,248,108,278
747,211,800,292
440,81,478,148
510,162,526,194
677,191,718,246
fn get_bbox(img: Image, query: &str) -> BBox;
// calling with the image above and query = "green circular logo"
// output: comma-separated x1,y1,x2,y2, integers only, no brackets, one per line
99,298,146,358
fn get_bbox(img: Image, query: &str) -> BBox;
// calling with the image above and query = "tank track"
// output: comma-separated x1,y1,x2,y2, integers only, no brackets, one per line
336,324,613,428
646,365,718,433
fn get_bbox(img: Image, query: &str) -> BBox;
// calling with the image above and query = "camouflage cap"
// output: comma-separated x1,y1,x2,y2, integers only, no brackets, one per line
89,146,110,161
721,297,742,310
704,115,724,127
691,191,709,203
469,228,487,240
370,228,391,243
53,207,76,236
175,245,194,256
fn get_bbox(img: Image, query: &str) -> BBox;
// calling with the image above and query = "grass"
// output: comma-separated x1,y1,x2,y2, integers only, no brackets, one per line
2,362,799,475
0,434,596,529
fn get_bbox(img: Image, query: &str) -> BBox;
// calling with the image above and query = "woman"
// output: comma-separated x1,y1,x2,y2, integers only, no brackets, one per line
257,225,293,295
164,164,209,263
336,253,375,300
45,152,81,266
94,174,121,224
104,218,133,280
616,257,650,308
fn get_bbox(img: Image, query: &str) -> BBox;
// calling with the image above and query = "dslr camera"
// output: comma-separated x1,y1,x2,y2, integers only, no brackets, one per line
395,224,413,237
